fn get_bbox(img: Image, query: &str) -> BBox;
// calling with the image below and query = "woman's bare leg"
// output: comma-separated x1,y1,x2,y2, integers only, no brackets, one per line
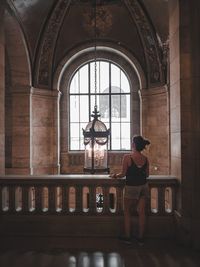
124,198,137,238
137,197,146,238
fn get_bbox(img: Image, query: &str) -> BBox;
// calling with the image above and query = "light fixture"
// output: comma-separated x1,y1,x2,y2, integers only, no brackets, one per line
83,0,110,174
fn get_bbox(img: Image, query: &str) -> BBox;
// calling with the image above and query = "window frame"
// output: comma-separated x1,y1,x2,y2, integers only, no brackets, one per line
68,59,132,152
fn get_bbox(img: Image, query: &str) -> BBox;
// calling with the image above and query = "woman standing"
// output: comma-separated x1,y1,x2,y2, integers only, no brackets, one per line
111,135,150,245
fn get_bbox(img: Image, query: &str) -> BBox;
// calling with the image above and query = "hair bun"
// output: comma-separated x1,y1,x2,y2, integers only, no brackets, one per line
144,139,150,146
132,135,150,151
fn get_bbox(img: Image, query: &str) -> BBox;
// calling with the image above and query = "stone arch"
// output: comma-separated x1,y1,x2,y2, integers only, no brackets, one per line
4,9,32,89
54,43,143,173
34,0,164,89
34,0,71,88
53,42,146,91
123,0,165,87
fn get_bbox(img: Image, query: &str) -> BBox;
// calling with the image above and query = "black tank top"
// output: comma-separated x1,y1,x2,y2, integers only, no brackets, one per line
126,157,148,186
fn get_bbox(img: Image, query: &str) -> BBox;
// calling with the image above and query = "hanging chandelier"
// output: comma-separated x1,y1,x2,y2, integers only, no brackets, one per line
83,0,110,174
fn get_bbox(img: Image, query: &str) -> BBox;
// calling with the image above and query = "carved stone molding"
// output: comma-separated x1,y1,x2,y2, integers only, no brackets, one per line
123,0,164,87
35,0,165,89
162,38,169,83
36,0,71,88
139,85,168,97
31,87,61,98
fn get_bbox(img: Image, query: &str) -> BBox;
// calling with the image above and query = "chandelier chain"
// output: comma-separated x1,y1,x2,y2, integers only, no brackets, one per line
94,0,97,107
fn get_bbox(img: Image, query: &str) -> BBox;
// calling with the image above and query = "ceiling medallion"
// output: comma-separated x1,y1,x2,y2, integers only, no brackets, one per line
83,6,113,36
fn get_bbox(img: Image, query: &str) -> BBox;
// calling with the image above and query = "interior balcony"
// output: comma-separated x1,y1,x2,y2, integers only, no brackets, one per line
0,175,200,267
0,175,177,240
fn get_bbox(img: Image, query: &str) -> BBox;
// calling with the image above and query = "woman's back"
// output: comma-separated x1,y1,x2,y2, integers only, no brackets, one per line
125,152,148,186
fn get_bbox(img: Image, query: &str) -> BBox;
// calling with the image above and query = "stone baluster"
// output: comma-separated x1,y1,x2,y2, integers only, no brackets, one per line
35,186,42,213
89,186,96,214
115,186,124,214
49,186,56,213
171,186,176,212
22,186,29,213
9,186,15,213
102,186,110,215
75,185,83,214
157,186,165,215
61,186,69,213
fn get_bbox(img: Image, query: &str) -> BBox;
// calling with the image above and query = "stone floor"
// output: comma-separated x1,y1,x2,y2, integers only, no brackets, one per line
0,237,200,267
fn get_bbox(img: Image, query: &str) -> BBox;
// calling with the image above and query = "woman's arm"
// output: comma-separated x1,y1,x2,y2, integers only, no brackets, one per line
110,154,129,179
146,158,150,177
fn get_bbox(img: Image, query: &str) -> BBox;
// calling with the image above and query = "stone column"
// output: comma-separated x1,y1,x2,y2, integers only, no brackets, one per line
31,88,61,174
0,4,5,175
140,86,170,175
169,0,200,249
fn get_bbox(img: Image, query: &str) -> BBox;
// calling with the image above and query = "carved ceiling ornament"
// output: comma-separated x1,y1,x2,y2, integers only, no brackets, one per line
35,0,164,88
123,0,164,87
82,5,113,36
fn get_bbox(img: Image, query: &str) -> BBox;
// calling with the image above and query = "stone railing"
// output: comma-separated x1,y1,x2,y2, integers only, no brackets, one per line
0,175,178,216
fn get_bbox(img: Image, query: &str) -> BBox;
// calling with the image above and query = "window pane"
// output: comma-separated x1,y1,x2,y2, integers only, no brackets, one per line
111,95,121,122
70,72,79,94
121,71,130,93
111,64,120,93
111,123,120,150
100,61,109,93
90,94,95,115
70,123,80,150
121,95,130,122
80,65,88,93
90,62,96,94
90,95,100,115
121,123,131,150
80,123,87,150
70,95,79,122
99,94,109,122
96,61,100,94
80,95,89,122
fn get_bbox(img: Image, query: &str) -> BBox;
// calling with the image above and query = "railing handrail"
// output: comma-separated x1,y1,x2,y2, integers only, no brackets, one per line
0,174,178,183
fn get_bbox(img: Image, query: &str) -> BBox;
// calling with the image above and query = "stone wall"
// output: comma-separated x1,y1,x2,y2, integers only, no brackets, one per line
0,5,5,175
6,87,31,174
141,86,170,175
31,88,60,174
4,11,32,175
169,0,200,249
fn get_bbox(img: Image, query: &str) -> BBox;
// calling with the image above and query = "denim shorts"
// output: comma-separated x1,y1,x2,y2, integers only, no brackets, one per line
124,184,149,200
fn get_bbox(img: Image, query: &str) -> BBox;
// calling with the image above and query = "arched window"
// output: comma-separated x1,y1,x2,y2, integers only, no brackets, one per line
69,60,131,151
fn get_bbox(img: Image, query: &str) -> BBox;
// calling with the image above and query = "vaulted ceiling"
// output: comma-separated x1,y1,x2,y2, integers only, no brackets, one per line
5,0,169,89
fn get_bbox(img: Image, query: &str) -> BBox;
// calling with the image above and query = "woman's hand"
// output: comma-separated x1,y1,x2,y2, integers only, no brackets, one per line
109,173,118,179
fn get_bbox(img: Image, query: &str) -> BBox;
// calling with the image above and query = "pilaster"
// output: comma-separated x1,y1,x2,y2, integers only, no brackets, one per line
0,4,5,175
31,88,61,174
169,0,200,249
140,86,170,175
